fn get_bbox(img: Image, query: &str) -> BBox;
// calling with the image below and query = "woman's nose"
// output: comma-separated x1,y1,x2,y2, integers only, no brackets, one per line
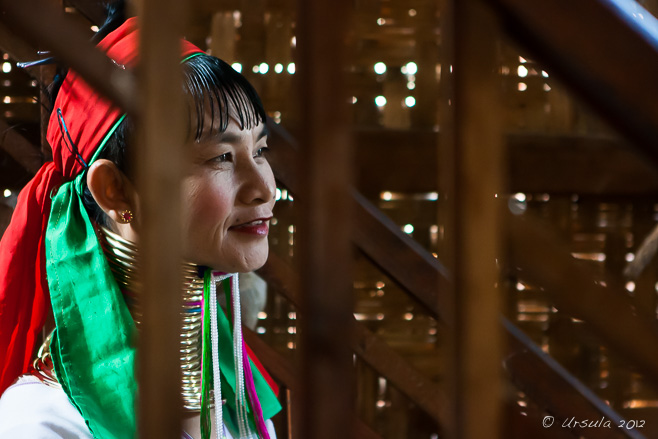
239,161,275,205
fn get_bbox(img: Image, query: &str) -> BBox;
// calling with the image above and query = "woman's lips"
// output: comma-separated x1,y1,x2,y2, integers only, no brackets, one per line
229,217,271,236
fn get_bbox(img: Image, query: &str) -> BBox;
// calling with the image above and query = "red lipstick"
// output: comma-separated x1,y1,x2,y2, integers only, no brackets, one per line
229,217,271,236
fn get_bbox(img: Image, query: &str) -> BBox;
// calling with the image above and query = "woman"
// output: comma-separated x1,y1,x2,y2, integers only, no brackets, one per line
0,6,280,439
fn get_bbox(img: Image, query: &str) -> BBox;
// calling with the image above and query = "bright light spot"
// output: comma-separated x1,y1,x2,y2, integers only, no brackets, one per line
351,96,357,104
252,65,260,73
257,312,268,319
403,312,414,320
516,282,526,291
625,253,635,262
288,225,295,233
376,313,385,320
259,62,269,74
90,25,99,32
375,95,387,107
376,400,386,408
274,63,283,73
291,36,296,47
407,81,415,90
408,8,417,16
518,82,527,91
374,62,387,74
288,312,297,320
404,96,416,107
381,191,392,201
275,188,282,200
626,281,636,293
517,65,528,78
271,217,278,225
231,62,242,73
543,84,551,92
514,193,526,202
1,54,7,60
289,194,294,201
376,281,385,289
257,327,266,334
377,17,385,25
542,70,549,78
519,56,527,63
3,96,9,104
287,326,296,334
405,62,418,75
3,189,11,197
2,63,11,73
287,62,296,74
287,342,295,349
403,224,414,234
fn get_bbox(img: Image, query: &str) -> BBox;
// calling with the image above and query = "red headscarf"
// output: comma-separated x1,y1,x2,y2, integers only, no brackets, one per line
0,17,202,393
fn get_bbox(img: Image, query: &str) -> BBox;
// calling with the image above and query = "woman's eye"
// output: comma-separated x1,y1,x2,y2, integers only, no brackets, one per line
254,146,270,158
212,152,232,163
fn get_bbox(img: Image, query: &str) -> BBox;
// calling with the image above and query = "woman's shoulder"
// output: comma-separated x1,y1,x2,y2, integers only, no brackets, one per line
0,375,91,439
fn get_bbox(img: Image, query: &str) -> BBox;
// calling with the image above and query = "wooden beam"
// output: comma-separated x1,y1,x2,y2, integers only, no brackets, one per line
440,1,505,438
508,134,658,195
135,1,186,438
487,0,658,169
295,0,354,437
0,0,137,115
0,22,38,63
352,191,451,326
504,318,645,439
0,118,42,174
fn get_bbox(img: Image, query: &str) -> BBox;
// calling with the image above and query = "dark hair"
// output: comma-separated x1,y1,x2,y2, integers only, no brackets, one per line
46,4,267,227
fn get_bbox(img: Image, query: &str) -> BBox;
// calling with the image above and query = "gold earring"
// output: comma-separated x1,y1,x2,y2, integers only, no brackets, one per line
118,209,134,224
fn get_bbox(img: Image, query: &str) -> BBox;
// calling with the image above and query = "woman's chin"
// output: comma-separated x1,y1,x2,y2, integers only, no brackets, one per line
200,249,269,274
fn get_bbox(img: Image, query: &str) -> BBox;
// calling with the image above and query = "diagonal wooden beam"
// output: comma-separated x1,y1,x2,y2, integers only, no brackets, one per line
504,318,645,439
0,0,137,115
508,212,658,389
0,119,42,174
487,0,658,168
0,22,38,64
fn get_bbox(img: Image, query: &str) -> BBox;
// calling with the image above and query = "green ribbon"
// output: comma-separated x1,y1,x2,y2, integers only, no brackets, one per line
202,273,282,439
46,116,137,438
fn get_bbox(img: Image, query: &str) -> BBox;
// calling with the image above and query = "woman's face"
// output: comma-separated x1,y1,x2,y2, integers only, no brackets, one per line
181,116,275,273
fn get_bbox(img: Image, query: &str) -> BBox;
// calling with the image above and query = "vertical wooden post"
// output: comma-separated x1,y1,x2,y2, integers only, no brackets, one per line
295,0,354,438
439,0,504,438
136,1,186,438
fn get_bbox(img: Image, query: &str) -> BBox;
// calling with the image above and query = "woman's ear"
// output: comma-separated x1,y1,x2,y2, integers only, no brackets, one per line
87,159,138,238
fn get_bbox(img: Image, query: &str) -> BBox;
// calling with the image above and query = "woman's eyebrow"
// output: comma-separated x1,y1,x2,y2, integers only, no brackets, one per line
213,125,269,144
257,125,269,141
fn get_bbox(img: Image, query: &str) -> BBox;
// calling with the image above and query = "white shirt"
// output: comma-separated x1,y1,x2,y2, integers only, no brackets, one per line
0,375,277,439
